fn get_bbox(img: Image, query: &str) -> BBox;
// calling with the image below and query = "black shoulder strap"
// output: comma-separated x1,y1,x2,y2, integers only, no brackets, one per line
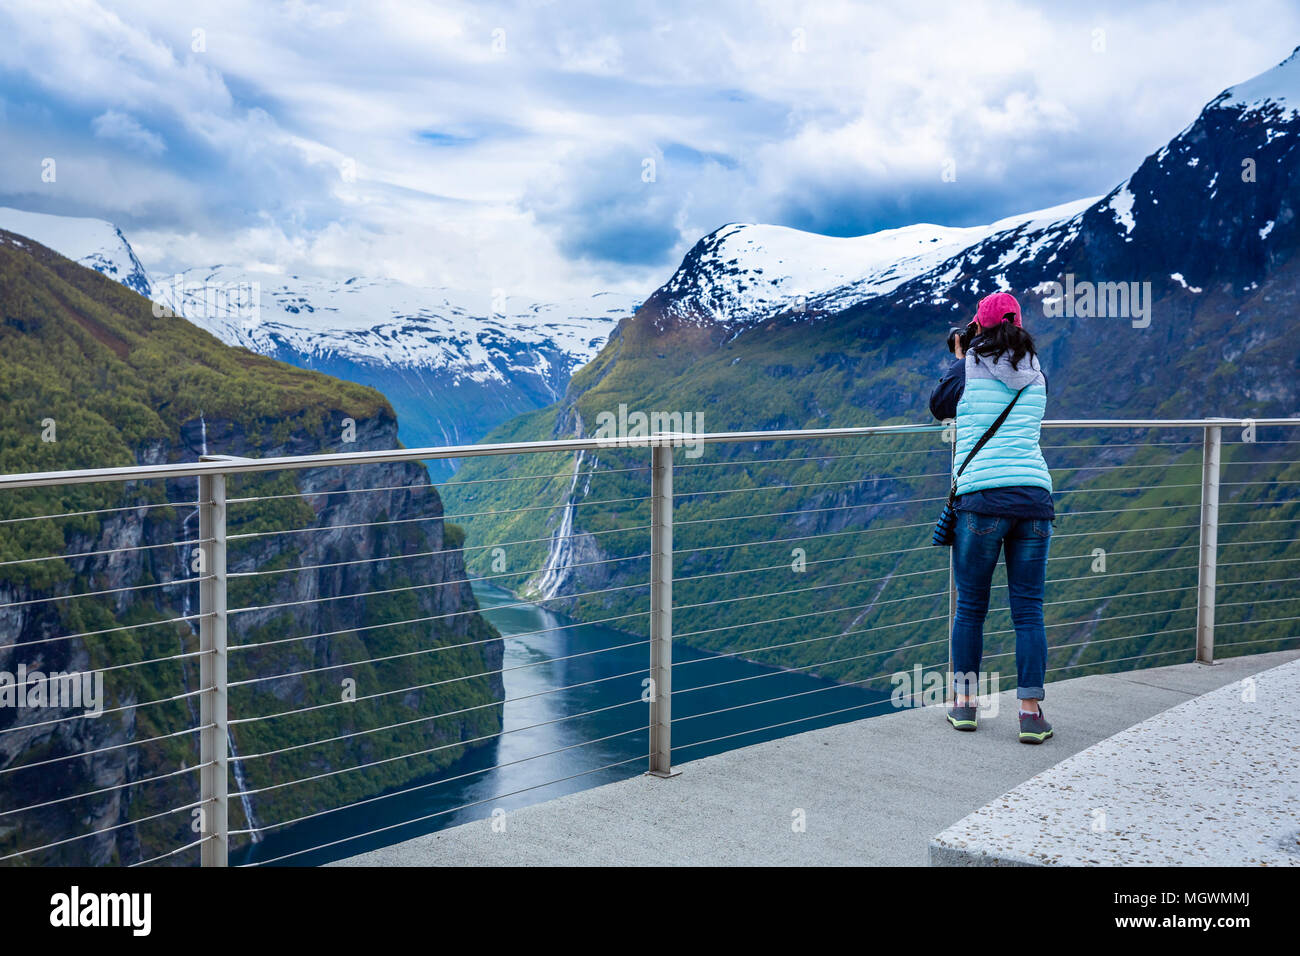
953,385,1029,485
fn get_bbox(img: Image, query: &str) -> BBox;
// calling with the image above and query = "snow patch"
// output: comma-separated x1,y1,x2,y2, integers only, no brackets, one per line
1109,185,1137,238
1215,45,1300,117
0,206,153,295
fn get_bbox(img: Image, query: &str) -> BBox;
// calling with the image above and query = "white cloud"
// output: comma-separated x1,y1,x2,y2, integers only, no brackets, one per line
90,110,166,154
0,0,1297,302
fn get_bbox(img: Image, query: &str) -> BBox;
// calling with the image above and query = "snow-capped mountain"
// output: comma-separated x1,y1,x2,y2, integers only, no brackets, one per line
9,41,1298,481
1215,43,1300,116
0,207,153,297
884,44,1300,322
655,197,1098,333
553,40,1300,439
0,207,639,475
453,45,1300,615
643,44,1300,353
150,266,630,388
148,265,638,473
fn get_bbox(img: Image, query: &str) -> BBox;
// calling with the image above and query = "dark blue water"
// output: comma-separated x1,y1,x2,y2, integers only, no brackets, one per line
237,580,893,866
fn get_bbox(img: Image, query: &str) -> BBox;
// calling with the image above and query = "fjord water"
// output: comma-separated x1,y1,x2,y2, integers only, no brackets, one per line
238,580,892,866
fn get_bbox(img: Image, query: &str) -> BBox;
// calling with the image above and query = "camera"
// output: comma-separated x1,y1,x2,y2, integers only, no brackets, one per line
946,325,971,355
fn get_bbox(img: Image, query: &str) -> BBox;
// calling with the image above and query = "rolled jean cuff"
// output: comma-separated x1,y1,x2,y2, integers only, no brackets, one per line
1017,686,1045,701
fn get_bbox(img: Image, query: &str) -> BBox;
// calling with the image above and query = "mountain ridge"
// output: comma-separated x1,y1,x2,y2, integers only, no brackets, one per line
438,45,1300,664
0,206,641,475
0,230,504,865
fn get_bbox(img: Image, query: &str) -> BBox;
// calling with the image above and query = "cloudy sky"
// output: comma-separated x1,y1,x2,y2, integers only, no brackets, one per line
1,0,1297,303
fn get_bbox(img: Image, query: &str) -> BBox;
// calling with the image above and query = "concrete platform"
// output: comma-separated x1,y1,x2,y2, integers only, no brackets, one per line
930,657,1300,866
334,649,1299,867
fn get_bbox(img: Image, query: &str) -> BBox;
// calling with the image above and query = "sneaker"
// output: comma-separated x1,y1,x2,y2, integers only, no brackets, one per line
946,705,978,732
1018,707,1053,744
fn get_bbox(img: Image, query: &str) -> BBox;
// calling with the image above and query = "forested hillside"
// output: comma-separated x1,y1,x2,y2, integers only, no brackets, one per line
0,230,504,865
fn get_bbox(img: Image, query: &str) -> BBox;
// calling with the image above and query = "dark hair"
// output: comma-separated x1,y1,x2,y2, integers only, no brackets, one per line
970,318,1037,370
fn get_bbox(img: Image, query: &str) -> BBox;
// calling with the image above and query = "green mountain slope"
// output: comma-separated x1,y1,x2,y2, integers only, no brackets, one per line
0,230,503,865
440,67,1300,693
443,307,1298,695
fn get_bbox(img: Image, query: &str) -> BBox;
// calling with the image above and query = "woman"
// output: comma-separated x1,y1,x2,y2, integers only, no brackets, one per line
929,292,1055,744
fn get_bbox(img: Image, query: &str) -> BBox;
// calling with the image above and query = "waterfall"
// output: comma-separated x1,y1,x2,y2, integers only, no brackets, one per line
179,413,262,841
174,495,200,728
226,730,262,841
536,450,584,599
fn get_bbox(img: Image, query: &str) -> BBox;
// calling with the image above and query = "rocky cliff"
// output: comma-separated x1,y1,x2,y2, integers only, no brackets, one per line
0,231,503,865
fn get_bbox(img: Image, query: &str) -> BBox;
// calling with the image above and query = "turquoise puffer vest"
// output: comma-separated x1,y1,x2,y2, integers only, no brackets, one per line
953,350,1052,496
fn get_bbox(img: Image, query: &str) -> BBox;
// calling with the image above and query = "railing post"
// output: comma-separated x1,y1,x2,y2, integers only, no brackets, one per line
647,441,679,778
1196,425,1221,665
198,473,229,865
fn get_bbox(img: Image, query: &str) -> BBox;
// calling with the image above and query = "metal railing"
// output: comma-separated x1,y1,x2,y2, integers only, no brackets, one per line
0,417,1296,866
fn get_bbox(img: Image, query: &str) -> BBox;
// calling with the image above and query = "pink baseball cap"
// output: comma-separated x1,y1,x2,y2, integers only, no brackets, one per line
973,292,1022,329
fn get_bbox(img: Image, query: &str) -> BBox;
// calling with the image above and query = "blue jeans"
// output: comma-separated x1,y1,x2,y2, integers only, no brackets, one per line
951,512,1051,701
